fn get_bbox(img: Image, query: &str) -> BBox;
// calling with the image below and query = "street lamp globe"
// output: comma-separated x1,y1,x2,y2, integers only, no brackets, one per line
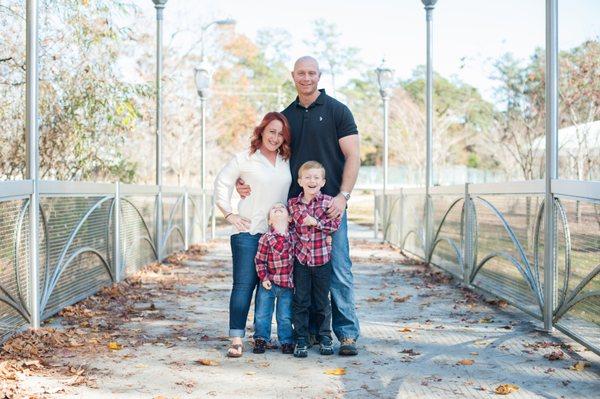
375,59,394,100
194,65,211,98
213,18,236,27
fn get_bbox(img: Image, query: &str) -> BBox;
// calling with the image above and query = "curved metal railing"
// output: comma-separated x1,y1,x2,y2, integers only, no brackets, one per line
0,180,214,342
376,179,600,355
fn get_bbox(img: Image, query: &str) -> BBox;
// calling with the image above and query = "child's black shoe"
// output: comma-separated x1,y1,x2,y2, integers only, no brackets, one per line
293,339,308,358
319,337,334,356
253,338,267,354
281,343,294,354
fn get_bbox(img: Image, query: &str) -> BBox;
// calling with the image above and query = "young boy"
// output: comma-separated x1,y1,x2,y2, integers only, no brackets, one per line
253,203,295,354
288,161,341,357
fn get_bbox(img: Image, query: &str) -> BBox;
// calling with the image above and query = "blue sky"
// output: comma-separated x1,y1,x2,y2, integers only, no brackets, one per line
156,0,600,102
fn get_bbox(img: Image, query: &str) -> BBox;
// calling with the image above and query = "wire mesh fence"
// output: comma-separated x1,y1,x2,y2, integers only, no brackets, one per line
376,180,600,354
0,181,213,343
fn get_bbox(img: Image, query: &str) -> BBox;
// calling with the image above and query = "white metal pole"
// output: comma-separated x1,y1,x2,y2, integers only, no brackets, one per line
543,0,558,332
183,191,189,250
114,182,121,281
382,96,389,241
201,97,207,242
153,0,167,260
26,0,40,329
423,0,437,257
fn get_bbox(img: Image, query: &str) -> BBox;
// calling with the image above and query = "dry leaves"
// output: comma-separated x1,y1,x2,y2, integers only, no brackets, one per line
570,361,588,371
366,294,386,303
393,294,412,303
107,342,122,350
398,327,413,333
195,359,219,366
545,350,564,361
324,368,346,376
457,359,475,366
495,384,520,395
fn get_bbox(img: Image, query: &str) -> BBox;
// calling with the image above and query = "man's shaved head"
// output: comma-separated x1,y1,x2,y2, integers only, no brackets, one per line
294,56,320,72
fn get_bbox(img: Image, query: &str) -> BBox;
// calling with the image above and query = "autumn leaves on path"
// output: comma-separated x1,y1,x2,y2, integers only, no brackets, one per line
1,237,599,398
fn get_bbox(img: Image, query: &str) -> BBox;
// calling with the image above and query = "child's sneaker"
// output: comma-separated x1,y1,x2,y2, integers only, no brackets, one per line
281,343,294,355
293,339,308,358
319,337,334,355
308,333,319,348
253,338,267,354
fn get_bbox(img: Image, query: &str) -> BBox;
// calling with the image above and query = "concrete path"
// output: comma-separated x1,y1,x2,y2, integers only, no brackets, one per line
2,223,599,398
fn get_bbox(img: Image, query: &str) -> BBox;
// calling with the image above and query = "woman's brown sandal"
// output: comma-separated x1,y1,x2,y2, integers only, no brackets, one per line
227,343,243,358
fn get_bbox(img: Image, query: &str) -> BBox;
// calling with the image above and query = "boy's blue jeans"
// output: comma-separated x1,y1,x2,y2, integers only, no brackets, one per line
253,284,293,344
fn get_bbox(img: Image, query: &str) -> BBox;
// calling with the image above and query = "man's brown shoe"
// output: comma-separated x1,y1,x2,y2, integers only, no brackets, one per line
338,338,358,356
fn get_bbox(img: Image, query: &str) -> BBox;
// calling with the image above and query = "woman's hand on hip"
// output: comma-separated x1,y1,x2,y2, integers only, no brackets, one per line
227,214,251,232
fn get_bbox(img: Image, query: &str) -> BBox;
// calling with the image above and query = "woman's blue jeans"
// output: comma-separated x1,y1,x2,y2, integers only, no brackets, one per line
229,232,261,338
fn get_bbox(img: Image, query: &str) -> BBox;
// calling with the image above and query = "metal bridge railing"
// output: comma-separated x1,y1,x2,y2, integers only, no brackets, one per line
0,180,214,342
375,179,600,355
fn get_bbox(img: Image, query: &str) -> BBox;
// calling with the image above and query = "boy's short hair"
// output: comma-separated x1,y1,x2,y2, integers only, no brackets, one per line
298,160,326,178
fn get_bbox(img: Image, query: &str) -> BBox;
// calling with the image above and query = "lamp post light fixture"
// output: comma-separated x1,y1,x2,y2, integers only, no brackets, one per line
194,65,211,242
152,0,168,260
200,18,236,62
375,59,394,240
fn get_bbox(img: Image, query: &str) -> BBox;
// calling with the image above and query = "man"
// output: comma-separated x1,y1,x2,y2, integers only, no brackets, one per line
237,56,361,356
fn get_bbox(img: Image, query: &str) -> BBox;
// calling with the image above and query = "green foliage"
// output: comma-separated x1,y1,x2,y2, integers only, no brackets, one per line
0,0,149,182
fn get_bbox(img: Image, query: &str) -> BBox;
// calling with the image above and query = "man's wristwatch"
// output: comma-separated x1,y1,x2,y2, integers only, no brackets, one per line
340,191,351,201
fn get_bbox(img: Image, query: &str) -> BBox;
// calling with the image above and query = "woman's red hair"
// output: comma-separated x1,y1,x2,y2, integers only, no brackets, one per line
249,112,292,160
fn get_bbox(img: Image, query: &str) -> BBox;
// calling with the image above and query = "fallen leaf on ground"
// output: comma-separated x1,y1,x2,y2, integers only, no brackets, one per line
569,361,588,371
398,327,412,333
479,317,494,323
457,359,475,366
195,359,219,366
393,295,412,303
107,342,122,350
366,295,386,303
545,350,564,361
324,368,346,376
495,384,519,395
401,348,421,356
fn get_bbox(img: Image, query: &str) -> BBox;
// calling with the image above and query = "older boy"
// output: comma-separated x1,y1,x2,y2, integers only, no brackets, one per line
288,161,341,357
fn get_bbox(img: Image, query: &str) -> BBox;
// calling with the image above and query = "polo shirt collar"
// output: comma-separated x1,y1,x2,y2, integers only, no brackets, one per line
294,89,326,109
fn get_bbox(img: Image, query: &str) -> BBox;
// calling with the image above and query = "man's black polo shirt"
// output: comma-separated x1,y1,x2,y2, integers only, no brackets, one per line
282,89,358,199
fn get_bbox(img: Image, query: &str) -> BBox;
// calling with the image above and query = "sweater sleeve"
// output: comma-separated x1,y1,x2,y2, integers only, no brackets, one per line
213,154,241,214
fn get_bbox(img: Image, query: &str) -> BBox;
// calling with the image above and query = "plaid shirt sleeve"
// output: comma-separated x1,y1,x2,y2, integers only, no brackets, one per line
289,198,309,226
254,235,270,282
314,196,341,233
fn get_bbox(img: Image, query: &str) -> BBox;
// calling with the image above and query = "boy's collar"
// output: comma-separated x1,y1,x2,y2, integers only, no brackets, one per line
298,190,323,204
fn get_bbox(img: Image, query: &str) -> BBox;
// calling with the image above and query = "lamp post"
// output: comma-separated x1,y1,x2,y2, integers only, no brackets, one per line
194,65,210,242
422,0,437,258
152,0,167,260
375,59,394,241
200,19,236,62
26,0,40,329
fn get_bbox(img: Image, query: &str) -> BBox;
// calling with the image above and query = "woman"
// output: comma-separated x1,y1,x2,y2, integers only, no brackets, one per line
214,112,292,357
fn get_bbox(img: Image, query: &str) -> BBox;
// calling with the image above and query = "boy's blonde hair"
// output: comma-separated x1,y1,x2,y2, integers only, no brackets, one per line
298,160,326,178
